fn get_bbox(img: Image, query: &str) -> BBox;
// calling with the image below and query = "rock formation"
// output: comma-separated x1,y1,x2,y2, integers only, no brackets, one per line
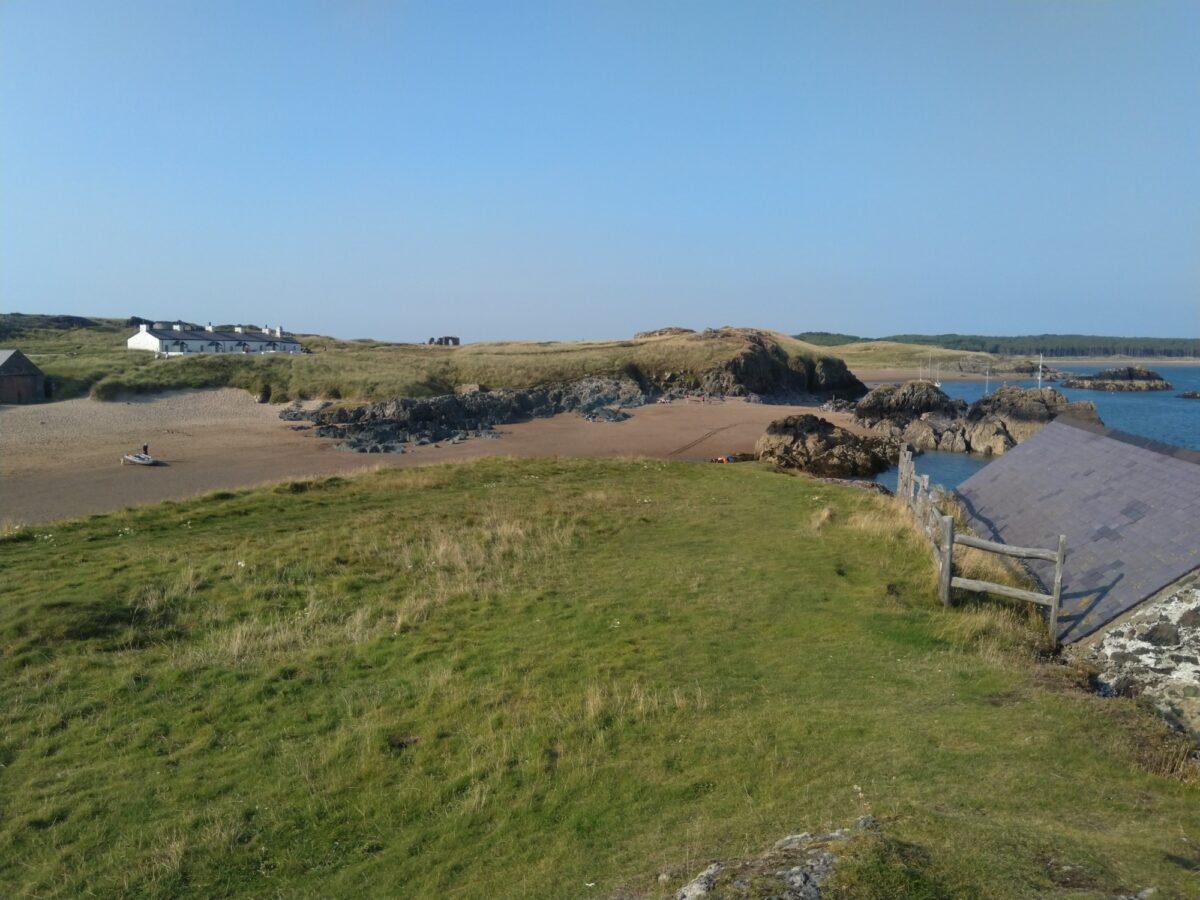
671,817,878,900
1179,391,1200,399
755,414,896,477
1061,366,1173,391
283,377,647,453
852,382,1101,456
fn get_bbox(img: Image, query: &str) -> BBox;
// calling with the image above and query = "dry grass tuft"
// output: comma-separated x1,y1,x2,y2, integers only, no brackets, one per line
937,604,1049,663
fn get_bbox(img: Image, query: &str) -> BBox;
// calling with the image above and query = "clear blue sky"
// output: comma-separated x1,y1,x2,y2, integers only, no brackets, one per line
2,1,1196,341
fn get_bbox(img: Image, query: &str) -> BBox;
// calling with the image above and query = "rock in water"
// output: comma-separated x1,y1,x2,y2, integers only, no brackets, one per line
964,386,1100,445
1061,366,1174,391
756,414,895,477
854,383,1102,456
854,381,966,426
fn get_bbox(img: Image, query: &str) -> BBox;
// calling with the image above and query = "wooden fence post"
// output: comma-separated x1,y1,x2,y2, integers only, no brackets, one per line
938,515,954,606
1048,534,1066,645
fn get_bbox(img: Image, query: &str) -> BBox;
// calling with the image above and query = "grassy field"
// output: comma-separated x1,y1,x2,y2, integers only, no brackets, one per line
1,314,854,402
807,340,1001,373
2,458,1197,898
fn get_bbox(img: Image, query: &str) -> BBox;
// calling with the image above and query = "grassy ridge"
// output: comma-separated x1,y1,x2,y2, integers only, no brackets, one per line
1,459,1196,897
821,340,998,372
1,314,850,402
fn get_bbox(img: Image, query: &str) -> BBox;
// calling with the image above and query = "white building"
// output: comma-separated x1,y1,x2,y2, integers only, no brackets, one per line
126,323,303,355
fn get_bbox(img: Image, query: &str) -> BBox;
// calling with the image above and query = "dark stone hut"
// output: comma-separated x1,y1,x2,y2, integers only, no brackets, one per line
0,349,47,404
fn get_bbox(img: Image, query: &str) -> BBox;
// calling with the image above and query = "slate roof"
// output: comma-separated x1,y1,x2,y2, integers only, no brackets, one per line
142,328,300,345
954,419,1200,643
0,349,44,376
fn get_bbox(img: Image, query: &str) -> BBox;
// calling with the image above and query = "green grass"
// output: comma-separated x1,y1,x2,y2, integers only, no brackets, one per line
1,459,1197,898
2,314,851,402
821,340,1001,372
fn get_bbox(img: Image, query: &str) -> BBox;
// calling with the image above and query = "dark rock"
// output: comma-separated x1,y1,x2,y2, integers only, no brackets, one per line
1178,607,1200,629
756,414,895,478
965,386,1100,444
854,381,966,426
1143,622,1181,647
1062,366,1173,391
1180,391,1200,400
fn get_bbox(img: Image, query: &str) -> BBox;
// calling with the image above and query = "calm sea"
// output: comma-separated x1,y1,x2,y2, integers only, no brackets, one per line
871,363,1200,492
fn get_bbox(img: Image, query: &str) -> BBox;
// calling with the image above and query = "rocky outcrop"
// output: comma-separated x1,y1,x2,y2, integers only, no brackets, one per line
854,381,967,426
1073,584,1200,742
669,817,878,900
964,386,1101,444
755,415,896,477
1179,391,1200,399
852,382,1101,456
284,377,646,453
1062,366,1174,391
686,329,866,399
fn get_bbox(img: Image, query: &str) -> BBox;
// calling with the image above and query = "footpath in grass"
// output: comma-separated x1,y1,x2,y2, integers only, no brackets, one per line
1,458,1197,898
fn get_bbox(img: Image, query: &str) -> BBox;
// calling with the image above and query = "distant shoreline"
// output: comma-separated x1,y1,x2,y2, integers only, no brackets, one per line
856,357,1200,384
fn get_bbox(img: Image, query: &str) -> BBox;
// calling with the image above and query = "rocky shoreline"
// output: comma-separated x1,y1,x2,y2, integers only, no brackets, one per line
854,382,1101,456
756,382,1102,477
281,377,651,453
1061,366,1174,392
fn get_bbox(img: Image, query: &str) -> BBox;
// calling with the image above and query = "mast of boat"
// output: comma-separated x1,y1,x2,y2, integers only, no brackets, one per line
1037,352,1044,389
985,365,990,394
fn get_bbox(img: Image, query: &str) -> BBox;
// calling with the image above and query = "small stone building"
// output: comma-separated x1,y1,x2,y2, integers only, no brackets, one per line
0,349,47,404
956,419,1200,642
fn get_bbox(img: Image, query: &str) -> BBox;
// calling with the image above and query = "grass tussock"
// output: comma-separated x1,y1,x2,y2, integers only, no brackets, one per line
1,458,1197,898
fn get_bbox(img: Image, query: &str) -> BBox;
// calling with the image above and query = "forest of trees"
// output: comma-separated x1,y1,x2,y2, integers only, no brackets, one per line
794,331,1199,358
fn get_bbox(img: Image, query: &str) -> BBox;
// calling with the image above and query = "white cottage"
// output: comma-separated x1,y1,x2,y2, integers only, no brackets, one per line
126,323,303,355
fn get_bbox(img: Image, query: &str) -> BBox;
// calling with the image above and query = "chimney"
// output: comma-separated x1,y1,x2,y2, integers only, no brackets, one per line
205,322,214,332
139,323,149,333
172,323,183,331
234,326,245,334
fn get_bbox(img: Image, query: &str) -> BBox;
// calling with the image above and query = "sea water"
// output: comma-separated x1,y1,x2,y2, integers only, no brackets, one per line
871,363,1200,492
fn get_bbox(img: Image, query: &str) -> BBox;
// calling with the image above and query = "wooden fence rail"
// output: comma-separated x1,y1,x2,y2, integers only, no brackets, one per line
896,447,1067,643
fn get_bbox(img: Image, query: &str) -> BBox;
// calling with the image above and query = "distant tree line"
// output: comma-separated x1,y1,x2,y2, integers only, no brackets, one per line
793,331,1199,358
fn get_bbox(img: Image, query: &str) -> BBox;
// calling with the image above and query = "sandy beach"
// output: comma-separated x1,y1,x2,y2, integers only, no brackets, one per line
0,389,859,526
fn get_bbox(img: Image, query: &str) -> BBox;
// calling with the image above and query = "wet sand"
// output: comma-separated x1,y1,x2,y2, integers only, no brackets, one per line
0,390,860,525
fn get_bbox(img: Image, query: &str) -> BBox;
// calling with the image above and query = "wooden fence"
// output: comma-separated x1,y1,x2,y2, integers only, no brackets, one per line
896,447,1067,642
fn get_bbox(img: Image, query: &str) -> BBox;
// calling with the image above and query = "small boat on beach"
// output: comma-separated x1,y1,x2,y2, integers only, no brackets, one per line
121,453,158,466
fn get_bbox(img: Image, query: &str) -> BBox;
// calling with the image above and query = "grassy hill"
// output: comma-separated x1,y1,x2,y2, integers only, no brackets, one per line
2,459,1196,897
1,314,858,402
820,340,999,373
